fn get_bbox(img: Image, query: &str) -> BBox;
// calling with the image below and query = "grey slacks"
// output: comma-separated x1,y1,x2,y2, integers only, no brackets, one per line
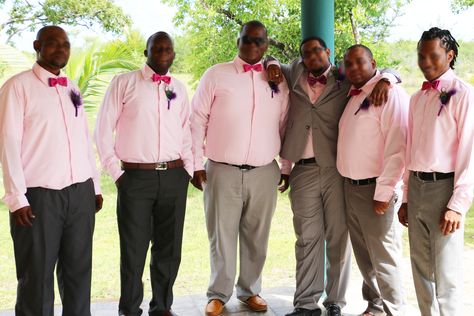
288,163,351,309
204,160,280,302
407,173,464,316
344,180,406,316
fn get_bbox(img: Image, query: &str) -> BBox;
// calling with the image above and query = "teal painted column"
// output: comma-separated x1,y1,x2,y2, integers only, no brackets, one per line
301,0,334,63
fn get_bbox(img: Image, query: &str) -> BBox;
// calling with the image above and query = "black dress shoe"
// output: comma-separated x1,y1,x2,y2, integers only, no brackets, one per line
285,307,322,316
326,304,341,316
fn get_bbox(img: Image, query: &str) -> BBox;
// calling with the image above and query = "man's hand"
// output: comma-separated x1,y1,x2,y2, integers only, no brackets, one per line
13,206,35,227
368,79,390,106
278,174,290,193
398,203,408,227
95,194,103,212
267,64,284,84
191,170,207,191
439,209,462,235
373,200,389,215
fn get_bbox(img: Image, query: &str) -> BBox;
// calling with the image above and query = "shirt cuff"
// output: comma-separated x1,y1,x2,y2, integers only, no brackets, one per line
266,60,280,69
93,178,102,195
373,184,394,202
4,194,30,213
380,73,397,86
447,192,472,215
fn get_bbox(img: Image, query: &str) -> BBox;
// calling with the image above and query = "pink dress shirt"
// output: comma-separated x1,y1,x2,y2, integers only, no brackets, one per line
0,63,101,212
403,69,474,214
299,65,333,160
94,64,193,180
337,71,409,202
191,56,289,171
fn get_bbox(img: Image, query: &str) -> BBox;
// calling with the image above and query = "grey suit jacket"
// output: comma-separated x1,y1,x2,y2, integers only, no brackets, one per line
280,59,351,168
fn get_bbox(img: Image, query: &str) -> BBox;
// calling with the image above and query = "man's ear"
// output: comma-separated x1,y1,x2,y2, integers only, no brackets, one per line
33,40,41,53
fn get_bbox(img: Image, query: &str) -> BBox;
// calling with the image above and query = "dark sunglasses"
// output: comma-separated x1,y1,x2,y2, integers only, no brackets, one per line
241,35,267,47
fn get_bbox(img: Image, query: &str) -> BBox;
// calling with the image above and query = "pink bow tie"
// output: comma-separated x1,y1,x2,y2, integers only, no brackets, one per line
152,74,171,84
421,80,440,91
243,63,263,72
307,74,327,86
349,89,362,97
48,77,68,87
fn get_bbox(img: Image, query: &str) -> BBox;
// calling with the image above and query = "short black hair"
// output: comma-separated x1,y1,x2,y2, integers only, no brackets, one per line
344,44,374,60
418,27,459,69
239,20,268,37
300,36,327,52
36,25,66,41
146,31,173,50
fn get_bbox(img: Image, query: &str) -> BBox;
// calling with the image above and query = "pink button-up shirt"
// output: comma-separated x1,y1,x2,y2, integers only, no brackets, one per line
94,64,193,180
337,71,409,202
403,69,474,214
299,65,333,160
191,56,289,171
0,63,101,212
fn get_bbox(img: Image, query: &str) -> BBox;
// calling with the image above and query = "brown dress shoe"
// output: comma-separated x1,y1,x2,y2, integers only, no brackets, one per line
205,299,224,316
240,295,268,312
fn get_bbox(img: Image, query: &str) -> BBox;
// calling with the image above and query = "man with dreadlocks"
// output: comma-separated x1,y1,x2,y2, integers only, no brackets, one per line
398,27,474,315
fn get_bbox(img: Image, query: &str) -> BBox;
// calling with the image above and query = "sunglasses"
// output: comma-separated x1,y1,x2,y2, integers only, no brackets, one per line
241,35,267,47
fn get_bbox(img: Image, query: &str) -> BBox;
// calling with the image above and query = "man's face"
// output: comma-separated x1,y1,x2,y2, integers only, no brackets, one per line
344,47,376,87
238,25,268,64
34,28,70,71
418,38,453,81
301,39,330,73
145,35,175,72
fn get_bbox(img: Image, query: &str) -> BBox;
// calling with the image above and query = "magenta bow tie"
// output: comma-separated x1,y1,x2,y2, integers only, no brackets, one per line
349,89,362,97
421,80,440,91
307,74,327,86
48,77,68,87
243,63,263,72
152,74,171,84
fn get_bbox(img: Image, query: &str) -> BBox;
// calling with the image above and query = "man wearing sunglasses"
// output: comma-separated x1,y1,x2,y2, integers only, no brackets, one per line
191,20,290,316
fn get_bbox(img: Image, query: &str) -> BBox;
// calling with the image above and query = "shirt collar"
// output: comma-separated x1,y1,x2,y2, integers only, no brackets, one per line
233,55,263,74
348,69,381,97
32,62,67,87
140,63,171,82
308,64,332,80
428,68,455,92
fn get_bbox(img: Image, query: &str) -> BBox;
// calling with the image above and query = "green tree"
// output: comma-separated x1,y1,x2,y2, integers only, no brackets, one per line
452,0,474,12
163,0,410,81
0,0,131,44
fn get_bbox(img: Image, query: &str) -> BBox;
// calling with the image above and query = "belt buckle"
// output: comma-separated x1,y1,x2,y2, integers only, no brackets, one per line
155,162,168,170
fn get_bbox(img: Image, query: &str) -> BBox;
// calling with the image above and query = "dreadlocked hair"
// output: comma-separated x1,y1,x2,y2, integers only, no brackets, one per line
418,27,459,69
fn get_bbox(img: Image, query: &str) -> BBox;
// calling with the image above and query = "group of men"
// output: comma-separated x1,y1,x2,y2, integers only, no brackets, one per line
0,18,472,316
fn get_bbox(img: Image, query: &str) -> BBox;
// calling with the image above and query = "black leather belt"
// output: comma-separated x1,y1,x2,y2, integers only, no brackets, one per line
347,177,377,186
212,160,258,170
296,157,317,165
413,171,454,181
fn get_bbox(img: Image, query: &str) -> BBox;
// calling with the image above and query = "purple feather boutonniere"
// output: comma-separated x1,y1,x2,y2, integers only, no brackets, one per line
268,81,280,98
354,98,370,115
69,90,83,117
438,89,456,116
165,85,177,110
332,64,345,88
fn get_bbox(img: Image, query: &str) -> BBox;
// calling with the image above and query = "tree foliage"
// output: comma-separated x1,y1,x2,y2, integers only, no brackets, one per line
0,0,132,43
164,0,410,81
451,0,474,13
